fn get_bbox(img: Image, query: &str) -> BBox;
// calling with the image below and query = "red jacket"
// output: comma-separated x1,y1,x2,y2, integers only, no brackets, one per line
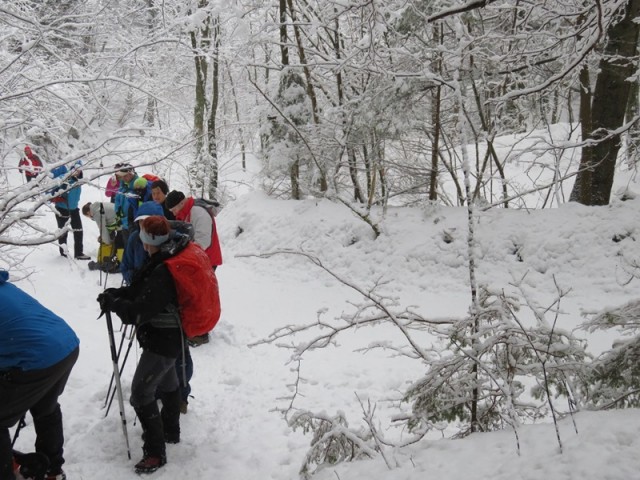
175,197,222,267
18,151,43,178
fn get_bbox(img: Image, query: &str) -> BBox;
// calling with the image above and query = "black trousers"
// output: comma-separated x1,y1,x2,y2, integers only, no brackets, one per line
0,347,79,480
55,207,84,257
130,350,179,409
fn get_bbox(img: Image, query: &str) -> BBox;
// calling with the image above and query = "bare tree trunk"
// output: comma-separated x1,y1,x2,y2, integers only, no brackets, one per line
570,0,640,205
287,0,327,192
143,0,157,127
206,15,220,197
571,65,593,203
429,23,442,201
225,60,247,170
347,147,364,203
625,75,639,167
191,1,210,176
279,0,300,199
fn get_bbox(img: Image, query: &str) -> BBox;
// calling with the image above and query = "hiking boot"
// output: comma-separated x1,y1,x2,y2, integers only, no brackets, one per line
187,333,209,347
74,254,91,260
13,450,50,480
134,454,166,474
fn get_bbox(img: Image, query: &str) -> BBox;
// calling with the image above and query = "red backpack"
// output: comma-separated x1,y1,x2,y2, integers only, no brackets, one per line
164,242,220,337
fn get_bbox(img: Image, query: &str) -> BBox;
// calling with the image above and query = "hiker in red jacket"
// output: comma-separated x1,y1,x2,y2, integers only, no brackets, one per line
164,191,222,270
164,191,222,347
18,146,43,183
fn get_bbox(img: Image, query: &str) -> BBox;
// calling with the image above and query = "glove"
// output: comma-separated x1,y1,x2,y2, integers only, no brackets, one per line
97,291,118,312
97,288,121,312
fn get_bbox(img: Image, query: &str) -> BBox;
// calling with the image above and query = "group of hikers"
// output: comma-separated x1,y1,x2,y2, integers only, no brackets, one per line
2,150,223,479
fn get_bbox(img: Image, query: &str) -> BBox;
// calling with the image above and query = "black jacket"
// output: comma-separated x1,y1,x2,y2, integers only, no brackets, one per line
110,234,191,358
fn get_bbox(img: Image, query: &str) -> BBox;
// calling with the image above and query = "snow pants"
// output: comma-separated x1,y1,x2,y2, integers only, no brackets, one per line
55,207,84,257
0,347,79,480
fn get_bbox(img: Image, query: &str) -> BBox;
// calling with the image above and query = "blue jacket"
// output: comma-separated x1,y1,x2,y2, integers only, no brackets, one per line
51,164,82,210
114,175,138,230
0,271,79,371
120,201,163,284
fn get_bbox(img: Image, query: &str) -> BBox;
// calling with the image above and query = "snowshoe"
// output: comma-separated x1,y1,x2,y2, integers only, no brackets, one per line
12,449,50,480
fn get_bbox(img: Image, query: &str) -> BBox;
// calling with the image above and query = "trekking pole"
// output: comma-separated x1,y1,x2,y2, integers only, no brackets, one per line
104,310,131,460
103,324,130,409
105,325,137,418
11,415,27,447
99,203,105,286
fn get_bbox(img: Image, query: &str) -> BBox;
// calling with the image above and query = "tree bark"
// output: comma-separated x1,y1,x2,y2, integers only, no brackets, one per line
570,0,640,205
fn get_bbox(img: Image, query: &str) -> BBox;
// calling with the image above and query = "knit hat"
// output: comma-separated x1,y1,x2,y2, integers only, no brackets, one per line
134,201,164,222
139,216,170,246
114,163,134,176
133,177,148,190
165,190,186,209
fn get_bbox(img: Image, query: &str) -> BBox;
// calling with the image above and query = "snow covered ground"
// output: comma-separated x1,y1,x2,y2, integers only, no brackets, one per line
6,155,640,480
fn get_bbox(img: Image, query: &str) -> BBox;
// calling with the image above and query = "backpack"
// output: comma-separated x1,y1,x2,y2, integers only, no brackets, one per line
193,197,221,217
164,242,221,337
142,173,161,183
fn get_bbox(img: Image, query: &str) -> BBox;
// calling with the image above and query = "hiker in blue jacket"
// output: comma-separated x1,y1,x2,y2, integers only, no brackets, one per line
51,162,89,260
0,270,80,480
120,201,164,285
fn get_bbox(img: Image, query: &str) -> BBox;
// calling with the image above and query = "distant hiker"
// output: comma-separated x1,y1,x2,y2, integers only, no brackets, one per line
50,163,89,260
82,202,120,245
150,180,175,220
82,202,124,272
18,146,43,183
165,190,222,346
113,163,138,245
105,175,119,203
97,216,213,474
0,270,79,480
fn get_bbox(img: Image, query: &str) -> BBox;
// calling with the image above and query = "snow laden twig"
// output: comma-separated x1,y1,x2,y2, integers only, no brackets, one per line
289,410,379,480
507,274,583,453
247,250,456,362
355,394,397,470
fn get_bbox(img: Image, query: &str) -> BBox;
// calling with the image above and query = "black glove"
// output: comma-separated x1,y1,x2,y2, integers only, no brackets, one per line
97,288,121,312
97,291,118,312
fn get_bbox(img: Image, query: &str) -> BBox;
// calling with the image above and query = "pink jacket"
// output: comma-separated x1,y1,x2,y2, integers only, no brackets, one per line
105,176,119,199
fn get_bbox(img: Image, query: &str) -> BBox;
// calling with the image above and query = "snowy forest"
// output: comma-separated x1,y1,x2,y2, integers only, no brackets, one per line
2,1,640,478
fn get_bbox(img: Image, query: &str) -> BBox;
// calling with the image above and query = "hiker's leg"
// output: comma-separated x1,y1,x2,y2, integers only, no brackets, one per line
68,209,84,258
54,208,70,256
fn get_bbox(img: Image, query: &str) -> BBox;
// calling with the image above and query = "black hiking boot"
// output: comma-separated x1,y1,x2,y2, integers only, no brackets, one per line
12,450,50,480
134,454,166,474
187,333,209,347
134,402,167,474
